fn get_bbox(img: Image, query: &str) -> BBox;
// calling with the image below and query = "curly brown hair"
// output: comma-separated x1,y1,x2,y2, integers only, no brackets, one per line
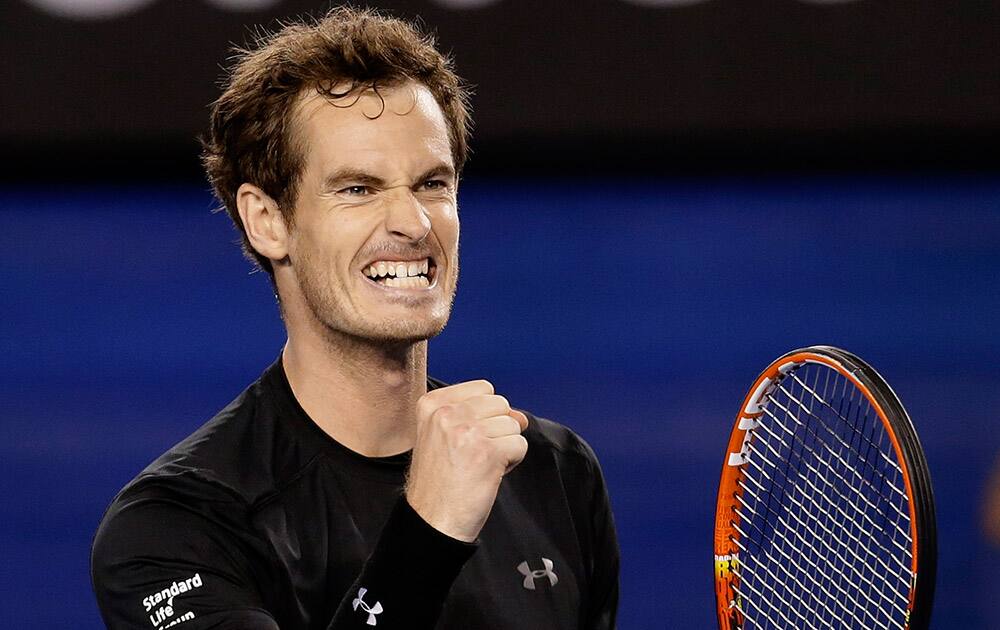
201,6,471,275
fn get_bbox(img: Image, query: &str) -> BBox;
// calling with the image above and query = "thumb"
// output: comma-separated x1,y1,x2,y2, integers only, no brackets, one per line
509,409,529,432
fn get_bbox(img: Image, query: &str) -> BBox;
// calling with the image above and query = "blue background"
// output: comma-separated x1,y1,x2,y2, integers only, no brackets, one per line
2,175,999,627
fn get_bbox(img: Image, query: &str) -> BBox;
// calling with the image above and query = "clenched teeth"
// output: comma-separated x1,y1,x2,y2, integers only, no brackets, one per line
383,276,430,288
363,258,432,285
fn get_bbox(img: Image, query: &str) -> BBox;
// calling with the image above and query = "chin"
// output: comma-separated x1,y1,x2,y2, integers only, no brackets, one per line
378,318,449,343
353,295,455,343
337,314,450,345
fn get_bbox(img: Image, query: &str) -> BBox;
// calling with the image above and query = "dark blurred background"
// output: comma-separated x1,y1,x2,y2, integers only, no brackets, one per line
2,1,999,627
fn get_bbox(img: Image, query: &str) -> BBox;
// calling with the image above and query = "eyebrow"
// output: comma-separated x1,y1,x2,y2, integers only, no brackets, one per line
321,163,456,192
321,168,387,192
415,164,456,184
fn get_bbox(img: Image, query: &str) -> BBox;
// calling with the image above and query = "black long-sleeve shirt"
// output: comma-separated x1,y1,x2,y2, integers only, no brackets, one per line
91,359,619,629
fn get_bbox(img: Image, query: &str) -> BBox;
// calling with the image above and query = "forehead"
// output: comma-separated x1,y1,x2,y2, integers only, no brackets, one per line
292,81,453,176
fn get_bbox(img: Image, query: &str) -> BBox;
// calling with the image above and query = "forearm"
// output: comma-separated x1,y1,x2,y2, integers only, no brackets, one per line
328,495,477,629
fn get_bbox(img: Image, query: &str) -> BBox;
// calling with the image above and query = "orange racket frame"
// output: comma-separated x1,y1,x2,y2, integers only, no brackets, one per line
713,346,936,630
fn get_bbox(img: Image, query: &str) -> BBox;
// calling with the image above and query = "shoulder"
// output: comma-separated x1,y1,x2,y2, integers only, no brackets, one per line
94,383,264,550
127,381,270,504
520,409,603,477
109,362,321,515
92,369,293,586
507,409,617,552
522,410,598,458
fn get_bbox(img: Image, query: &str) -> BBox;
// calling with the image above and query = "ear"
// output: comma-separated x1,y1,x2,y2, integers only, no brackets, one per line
236,183,289,263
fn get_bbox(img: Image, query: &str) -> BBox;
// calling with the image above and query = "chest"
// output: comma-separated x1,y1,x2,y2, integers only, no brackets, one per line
253,456,587,629
442,482,584,630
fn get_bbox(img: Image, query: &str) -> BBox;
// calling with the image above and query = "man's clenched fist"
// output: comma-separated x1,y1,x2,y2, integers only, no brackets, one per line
405,380,529,542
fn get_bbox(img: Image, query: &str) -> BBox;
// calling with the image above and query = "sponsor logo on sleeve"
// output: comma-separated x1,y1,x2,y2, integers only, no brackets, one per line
140,573,203,628
517,558,559,590
352,587,384,626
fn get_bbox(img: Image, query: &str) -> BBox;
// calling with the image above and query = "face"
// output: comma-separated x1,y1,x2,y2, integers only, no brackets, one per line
283,82,460,344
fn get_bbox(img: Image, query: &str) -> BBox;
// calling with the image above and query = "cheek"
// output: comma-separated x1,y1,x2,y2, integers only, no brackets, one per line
293,230,329,266
435,204,460,247
326,214,378,263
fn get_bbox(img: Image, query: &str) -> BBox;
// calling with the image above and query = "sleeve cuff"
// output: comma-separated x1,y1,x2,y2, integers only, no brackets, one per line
370,495,477,588
344,495,477,627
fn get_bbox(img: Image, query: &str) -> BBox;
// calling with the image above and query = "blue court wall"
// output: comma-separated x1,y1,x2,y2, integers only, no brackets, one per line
2,175,999,628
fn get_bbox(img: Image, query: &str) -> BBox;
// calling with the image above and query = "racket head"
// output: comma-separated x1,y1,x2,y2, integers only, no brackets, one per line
713,346,936,630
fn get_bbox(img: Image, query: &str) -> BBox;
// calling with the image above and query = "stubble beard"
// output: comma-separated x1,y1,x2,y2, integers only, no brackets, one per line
294,248,459,347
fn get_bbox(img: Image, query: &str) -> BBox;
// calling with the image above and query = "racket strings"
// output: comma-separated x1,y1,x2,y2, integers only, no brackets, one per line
734,453,909,626
735,475,909,628
782,370,908,616
732,493,878,629
786,372,907,499
734,371,910,628
751,401,894,531
730,362,913,629
733,448,901,624
761,390,912,551
737,447,910,593
741,428,911,580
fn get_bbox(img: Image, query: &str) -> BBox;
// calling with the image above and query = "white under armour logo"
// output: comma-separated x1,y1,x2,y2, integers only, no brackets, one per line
352,587,383,626
517,557,558,590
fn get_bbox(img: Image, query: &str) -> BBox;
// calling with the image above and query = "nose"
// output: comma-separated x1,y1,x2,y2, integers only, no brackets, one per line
384,188,432,243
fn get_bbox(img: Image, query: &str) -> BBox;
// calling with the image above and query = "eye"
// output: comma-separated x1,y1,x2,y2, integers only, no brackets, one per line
420,179,449,191
339,185,371,196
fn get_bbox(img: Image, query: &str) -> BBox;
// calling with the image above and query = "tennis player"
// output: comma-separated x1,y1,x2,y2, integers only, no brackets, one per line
91,7,619,629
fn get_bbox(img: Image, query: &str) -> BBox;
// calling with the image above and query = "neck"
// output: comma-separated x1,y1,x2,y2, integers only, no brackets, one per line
282,318,429,458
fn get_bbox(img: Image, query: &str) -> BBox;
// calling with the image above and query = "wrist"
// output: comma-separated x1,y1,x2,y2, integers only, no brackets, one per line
404,492,480,543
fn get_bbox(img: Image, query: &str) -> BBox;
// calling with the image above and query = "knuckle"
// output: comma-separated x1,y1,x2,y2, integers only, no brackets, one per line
494,416,516,436
451,400,472,419
456,427,487,456
416,396,435,417
418,390,436,406
432,404,455,427
475,379,495,394
463,422,483,440
449,421,477,445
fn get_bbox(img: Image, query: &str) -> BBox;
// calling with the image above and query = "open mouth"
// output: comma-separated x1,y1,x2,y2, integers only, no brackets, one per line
362,257,436,289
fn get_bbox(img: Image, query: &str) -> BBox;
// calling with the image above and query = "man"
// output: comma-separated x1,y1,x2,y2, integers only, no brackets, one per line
91,7,618,629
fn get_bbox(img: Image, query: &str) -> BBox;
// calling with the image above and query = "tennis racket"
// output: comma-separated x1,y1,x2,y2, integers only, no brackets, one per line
713,346,936,630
